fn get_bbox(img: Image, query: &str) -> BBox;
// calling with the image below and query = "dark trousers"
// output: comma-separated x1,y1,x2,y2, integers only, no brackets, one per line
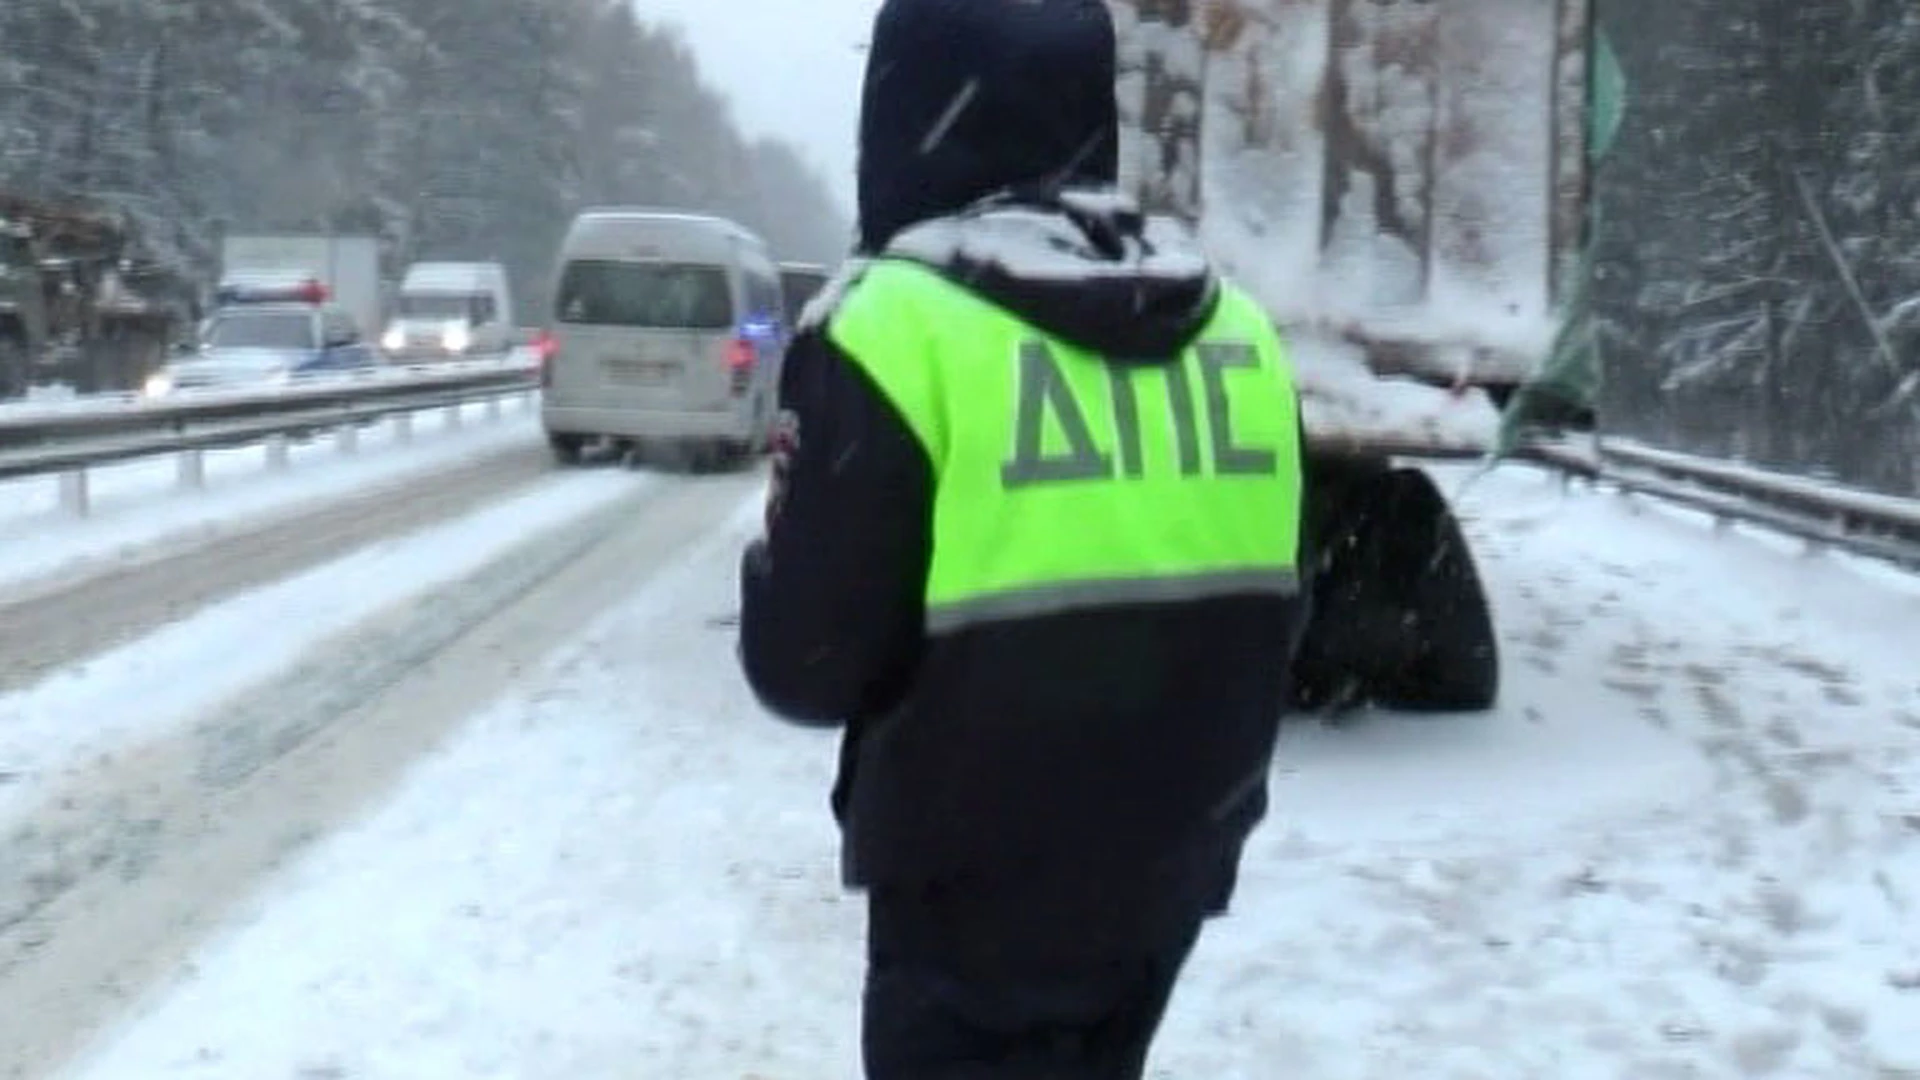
861,887,1205,1079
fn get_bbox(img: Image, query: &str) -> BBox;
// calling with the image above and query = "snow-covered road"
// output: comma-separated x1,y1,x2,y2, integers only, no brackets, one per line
35,462,1916,1079
0,395,542,594
0,438,560,693
0,411,739,1076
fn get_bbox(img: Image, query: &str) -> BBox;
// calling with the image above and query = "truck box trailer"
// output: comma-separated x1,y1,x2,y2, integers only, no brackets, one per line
219,234,383,342
1110,0,1599,713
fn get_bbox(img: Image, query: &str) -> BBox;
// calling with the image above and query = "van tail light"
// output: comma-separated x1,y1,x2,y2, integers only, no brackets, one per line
725,338,755,395
532,331,558,387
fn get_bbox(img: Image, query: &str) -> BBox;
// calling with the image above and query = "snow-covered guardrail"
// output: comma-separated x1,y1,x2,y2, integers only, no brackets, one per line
0,358,540,513
1528,436,1920,570
0,356,535,434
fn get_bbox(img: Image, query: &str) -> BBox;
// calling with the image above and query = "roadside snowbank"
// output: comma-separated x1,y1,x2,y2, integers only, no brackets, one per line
0,399,539,593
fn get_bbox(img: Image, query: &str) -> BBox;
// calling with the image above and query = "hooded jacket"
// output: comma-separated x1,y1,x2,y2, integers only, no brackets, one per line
738,0,1306,944
855,0,1119,254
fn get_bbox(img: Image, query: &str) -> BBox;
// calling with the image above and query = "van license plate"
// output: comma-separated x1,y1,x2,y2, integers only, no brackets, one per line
604,358,676,384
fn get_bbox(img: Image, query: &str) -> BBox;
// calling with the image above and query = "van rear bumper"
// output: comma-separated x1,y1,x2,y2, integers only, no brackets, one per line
542,402,753,442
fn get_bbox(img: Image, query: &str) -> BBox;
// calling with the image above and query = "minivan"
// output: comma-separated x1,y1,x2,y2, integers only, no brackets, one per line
541,210,785,467
381,261,516,361
777,261,831,331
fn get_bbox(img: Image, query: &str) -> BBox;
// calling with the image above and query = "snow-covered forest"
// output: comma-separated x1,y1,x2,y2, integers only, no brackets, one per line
1109,0,1916,497
0,0,850,313
1592,0,1920,498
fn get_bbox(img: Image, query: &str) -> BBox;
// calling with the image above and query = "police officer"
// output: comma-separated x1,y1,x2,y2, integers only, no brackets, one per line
737,0,1309,1074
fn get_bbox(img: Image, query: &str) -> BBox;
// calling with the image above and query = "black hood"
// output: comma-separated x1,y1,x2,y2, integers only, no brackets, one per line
883,187,1223,361
857,0,1119,256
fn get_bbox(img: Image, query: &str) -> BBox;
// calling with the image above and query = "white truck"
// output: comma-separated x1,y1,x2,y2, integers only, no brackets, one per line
1111,0,1597,714
380,261,517,362
218,234,383,342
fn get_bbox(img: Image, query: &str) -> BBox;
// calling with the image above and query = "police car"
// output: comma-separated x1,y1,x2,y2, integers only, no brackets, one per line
144,275,379,397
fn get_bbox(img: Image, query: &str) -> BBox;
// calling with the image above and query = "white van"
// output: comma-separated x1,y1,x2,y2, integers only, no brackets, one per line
381,261,516,361
541,210,785,466
777,262,831,331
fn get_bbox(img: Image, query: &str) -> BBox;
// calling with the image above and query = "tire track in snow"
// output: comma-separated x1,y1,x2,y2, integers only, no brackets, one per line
0,440,559,694
0,466,765,1079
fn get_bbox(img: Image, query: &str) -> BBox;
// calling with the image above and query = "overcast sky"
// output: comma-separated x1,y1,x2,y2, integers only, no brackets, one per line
629,0,882,214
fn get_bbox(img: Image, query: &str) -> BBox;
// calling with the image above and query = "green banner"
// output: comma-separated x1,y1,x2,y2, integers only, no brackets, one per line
1496,30,1627,454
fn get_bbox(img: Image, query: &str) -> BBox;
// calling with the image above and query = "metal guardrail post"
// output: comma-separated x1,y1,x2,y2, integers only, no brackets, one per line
179,448,206,491
266,434,290,471
58,469,88,517
446,403,464,430
337,420,359,455
393,411,414,445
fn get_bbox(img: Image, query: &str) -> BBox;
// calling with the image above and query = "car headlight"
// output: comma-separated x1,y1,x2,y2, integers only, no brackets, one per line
443,324,471,353
144,371,174,397
382,326,405,351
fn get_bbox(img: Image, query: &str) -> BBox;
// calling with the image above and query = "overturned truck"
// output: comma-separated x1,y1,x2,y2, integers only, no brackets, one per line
1111,0,1595,712
0,191,200,399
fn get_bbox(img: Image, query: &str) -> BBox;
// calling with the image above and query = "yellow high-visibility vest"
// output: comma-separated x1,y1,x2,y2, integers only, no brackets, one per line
828,258,1304,635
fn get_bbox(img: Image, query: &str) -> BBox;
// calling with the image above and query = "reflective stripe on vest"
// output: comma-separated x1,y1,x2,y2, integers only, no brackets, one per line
829,258,1303,635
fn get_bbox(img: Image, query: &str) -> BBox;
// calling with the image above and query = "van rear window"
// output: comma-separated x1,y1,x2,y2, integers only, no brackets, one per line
555,260,733,330
398,294,478,320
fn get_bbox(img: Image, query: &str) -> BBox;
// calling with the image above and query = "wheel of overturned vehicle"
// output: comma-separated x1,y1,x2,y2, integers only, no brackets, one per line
1289,463,1500,715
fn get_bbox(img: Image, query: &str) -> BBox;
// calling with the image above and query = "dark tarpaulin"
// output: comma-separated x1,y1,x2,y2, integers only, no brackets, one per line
1497,27,1621,451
